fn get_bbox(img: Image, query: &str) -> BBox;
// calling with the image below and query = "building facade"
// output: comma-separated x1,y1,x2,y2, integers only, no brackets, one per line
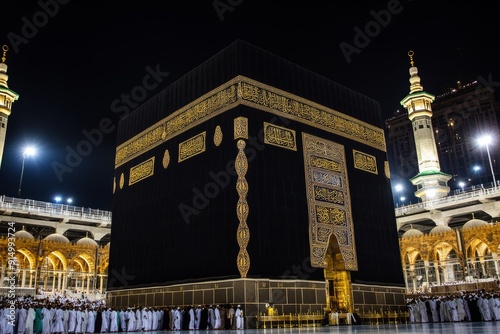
0,196,111,296
0,45,111,297
386,79,500,205
389,53,500,294
399,213,500,294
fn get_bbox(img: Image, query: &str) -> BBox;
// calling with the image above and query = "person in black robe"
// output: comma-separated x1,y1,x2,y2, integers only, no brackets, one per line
182,306,190,330
465,295,482,322
225,305,232,329
162,307,171,330
199,305,208,330
94,308,102,333
435,298,441,322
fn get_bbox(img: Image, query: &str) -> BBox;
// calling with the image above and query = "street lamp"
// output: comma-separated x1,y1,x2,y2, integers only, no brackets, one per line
458,181,465,193
54,195,73,209
18,146,36,196
394,183,403,207
477,135,496,188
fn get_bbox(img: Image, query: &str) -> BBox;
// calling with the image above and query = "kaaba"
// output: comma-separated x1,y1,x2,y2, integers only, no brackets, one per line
108,40,405,323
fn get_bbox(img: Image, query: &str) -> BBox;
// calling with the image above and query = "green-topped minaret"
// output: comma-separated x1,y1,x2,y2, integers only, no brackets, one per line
0,45,20,169
400,50,451,201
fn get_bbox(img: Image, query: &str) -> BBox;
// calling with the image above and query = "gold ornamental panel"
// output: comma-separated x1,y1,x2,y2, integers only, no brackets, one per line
115,76,385,169
313,185,344,205
214,125,223,146
312,170,343,188
234,117,248,139
129,157,155,186
310,156,341,173
162,149,170,169
263,122,297,151
178,132,206,162
115,80,239,168
237,248,250,278
235,140,249,176
237,222,250,248
302,132,357,271
315,205,347,227
239,78,386,152
352,150,378,175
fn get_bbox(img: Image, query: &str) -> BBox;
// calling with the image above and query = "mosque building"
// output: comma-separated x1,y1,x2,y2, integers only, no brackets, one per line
392,52,500,294
0,46,110,297
2,37,498,327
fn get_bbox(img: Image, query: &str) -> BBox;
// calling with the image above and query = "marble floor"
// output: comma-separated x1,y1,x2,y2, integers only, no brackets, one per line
137,322,499,334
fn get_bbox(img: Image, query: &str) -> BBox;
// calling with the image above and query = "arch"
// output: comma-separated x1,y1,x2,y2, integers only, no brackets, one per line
466,238,494,279
71,257,86,272
402,250,426,293
49,251,69,271
16,248,36,270
401,246,422,267
74,252,96,273
0,235,110,293
324,233,353,313
99,257,109,275
430,241,463,284
432,241,455,262
40,252,67,273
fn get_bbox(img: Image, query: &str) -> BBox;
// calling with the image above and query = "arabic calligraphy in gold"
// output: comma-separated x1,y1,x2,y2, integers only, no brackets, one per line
129,157,155,186
234,117,248,140
263,122,297,151
115,76,385,169
302,132,357,271
353,150,378,175
178,132,206,162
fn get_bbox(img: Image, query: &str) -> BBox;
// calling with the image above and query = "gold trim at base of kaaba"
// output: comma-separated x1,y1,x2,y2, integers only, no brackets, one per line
255,313,325,328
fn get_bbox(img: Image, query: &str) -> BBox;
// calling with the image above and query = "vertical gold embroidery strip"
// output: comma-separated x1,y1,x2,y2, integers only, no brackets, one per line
235,139,250,277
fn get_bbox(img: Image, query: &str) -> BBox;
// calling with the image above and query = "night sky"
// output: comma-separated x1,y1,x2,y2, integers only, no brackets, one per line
0,0,498,211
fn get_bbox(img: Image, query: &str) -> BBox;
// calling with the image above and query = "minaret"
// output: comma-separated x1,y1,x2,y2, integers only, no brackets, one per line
400,51,451,201
0,45,19,169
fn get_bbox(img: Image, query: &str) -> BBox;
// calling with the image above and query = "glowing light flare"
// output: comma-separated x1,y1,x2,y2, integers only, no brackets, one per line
23,146,36,157
477,134,496,187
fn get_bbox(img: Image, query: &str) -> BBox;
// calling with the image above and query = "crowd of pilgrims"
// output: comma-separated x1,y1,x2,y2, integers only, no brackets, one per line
406,289,500,323
0,295,245,334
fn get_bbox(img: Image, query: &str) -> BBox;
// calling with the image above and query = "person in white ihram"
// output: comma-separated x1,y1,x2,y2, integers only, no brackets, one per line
235,305,244,329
